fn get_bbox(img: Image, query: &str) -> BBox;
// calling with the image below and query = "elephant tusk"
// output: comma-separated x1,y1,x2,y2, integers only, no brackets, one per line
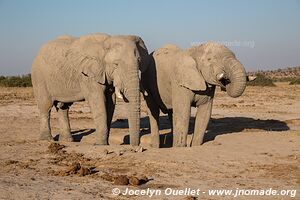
115,88,123,99
216,73,225,80
138,70,141,80
143,90,148,96
140,84,148,96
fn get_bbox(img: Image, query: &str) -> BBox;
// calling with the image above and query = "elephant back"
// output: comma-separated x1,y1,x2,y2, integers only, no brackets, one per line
154,44,180,57
78,33,110,44
70,33,110,60
39,35,77,67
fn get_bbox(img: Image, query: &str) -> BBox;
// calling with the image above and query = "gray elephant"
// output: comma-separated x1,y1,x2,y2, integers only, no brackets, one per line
32,33,148,145
141,42,247,147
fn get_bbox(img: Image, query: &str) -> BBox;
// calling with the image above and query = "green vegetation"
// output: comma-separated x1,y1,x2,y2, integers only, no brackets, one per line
289,78,300,85
247,73,275,87
273,77,299,82
0,74,32,87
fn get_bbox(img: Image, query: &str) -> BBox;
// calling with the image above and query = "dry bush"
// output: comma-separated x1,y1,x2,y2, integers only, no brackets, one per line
289,78,300,85
247,73,275,87
0,74,32,87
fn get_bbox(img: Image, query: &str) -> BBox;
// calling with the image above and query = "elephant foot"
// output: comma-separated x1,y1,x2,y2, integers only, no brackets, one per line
94,137,108,145
94,141,108,145
39,132,53,141
173,142,187,147
130,141,140,147
59,134,74,142
191,140,203,147
173,135,188,147
150,136,160,148
191,136,204,147
191,143,200,147
129,135,140,146
150,143,160,148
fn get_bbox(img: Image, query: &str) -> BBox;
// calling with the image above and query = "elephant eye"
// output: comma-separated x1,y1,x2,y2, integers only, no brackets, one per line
138,57,141,62
113,62,119,68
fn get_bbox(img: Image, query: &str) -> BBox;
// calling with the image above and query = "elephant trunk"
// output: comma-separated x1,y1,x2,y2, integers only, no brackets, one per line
224,58,247,98
126,65,140,146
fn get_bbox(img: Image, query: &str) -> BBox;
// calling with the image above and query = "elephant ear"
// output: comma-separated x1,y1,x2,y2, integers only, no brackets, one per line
136,37,150,73
81,55,106,84
65,50,106,84
174,54,206,91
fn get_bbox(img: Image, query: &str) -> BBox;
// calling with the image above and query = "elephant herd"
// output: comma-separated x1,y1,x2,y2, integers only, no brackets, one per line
31,33,249,148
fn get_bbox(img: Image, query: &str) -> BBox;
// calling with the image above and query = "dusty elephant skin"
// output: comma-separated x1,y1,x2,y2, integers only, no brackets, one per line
32,33,148,146
141,42,247,147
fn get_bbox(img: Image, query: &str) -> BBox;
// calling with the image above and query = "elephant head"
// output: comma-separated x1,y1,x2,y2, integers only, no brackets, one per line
187,42,247,98
74,33,148,145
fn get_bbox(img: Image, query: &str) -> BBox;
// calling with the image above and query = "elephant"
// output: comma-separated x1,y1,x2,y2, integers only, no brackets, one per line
141,42,247,147
32,33,148,146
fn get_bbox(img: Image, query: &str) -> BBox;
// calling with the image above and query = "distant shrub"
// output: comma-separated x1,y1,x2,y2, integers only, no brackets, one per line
273,77,299,82
247,73,275,87
289,78,300,85
0,74,32,87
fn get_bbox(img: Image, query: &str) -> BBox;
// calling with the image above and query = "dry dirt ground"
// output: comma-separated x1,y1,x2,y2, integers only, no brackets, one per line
0,82,299,200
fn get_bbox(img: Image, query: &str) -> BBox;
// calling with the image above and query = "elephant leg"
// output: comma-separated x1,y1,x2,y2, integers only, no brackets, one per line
86,91,108,145
191,99,213,146
36,96,53,141
57,103,73,142
172,86,193,147
167,110,173,132
106,92,116,134
144,94,160,148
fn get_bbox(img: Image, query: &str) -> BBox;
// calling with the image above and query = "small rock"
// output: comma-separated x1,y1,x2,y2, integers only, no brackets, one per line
129,175,149,186
114,175,129,185
118,150,125,156
48,143,65,154
79,167,91,176
102,149,109,155
66,162,81,174
129,176,140,186
101,173,114,182
139,175,149,185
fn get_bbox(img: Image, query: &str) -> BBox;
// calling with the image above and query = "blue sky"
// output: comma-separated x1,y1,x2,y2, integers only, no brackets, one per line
0,0,299,75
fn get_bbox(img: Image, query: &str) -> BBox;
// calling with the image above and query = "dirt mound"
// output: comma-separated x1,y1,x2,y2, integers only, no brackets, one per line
47,143,98,177
48,143,66,154
101,173,149,186
55,162,92,177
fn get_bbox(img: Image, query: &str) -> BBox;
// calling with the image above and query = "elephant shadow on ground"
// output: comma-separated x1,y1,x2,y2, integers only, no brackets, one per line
54,116,289,146
204,117,289,143
110,116,289,148
54,129,95,142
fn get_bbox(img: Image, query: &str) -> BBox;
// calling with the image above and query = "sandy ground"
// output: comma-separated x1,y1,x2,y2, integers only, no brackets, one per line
0,82,299,200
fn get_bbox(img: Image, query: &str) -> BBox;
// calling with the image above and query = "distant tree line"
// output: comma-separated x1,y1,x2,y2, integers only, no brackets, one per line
0,70,299,88
247,66,300,80
247,73,300,86
246,66,300,86
0,74,32,87
289,78,300,85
